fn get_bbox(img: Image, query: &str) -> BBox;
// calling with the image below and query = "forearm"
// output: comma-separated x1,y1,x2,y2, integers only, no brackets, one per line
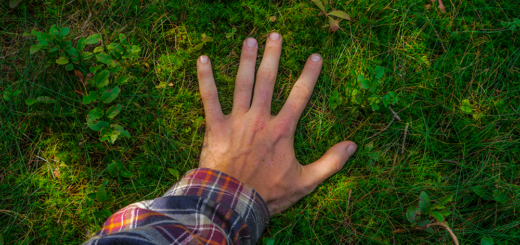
83,168,270,245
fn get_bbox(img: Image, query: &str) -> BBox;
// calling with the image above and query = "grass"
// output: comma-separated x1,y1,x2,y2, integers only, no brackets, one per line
1,0,519,244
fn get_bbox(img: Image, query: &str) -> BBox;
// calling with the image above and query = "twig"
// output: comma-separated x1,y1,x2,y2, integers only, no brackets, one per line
0,51,19,59
367,118,394,140
393,222,459,245
441,159,461,165
389,107,402,121
401,123,409,153
424,14,446,52
75,13,92,40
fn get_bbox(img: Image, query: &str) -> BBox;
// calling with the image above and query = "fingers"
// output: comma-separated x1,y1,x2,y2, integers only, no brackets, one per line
197,55,224,123
277,54,323,125
250,32,283,114
301,141,357,188
232,38,258,114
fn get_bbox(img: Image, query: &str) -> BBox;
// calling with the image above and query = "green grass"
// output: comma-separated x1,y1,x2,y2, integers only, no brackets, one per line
1,0,519,244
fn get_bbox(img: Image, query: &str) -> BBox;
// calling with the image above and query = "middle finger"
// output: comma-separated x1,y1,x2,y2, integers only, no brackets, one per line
250,32,283,115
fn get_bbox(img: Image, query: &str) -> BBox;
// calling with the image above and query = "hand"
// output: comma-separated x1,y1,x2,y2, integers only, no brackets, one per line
196,33,357,215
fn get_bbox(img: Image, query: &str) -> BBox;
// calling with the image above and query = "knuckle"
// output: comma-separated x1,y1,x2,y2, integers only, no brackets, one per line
257,71,276,82
201,90,218,101
292,84,312,99
274,119,293,137
198,68,212,78
249,115,267,132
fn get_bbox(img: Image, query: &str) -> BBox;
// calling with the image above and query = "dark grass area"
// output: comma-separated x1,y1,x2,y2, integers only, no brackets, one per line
1,0,519,244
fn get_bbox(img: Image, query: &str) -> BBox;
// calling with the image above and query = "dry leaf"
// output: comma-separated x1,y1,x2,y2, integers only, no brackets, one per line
270,16,277,22
53,168,61,179
168,83,174,87
74,70,84,83
425,4,431,9
318,12,326,17
74,70,93,86
328,17,340,32
438,0,446,13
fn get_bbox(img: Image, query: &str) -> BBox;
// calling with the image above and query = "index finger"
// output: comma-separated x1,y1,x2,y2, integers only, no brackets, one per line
197,55,224,123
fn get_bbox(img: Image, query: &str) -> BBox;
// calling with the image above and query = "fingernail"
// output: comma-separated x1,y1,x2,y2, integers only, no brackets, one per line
246,38,257,47
347,144,357,156
311,53,322,62
270,32,280,40
200,55,209,64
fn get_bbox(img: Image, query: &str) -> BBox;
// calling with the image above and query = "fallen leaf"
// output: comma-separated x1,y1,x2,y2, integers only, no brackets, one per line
53,168,61,179
438,0,446,13
168,83,174,87
425,4,431,9
74,70,84,83
74,70,93,86
328,17,340,32
270,16,277,22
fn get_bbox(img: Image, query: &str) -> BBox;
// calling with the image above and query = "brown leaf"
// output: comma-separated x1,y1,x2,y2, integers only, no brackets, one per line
74,70,84,83
425,4,431,9
438,0,446,13
53,169,61,179
328,17,340,32
269,16,277,22
74,70,93,86
318,12,326,17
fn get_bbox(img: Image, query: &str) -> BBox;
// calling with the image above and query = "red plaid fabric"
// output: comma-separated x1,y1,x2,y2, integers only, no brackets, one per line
83,168,270,245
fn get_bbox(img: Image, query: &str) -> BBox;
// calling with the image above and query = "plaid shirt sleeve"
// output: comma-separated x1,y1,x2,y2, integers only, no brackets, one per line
83,168,270,245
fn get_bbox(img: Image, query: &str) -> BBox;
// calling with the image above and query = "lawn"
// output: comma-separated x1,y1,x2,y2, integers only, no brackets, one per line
1,0,519,244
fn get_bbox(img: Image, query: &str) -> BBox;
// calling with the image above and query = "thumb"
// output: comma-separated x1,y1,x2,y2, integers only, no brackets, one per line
302,141,357,187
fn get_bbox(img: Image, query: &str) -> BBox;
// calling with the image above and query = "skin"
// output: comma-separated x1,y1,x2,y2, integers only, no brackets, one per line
196,33,357,215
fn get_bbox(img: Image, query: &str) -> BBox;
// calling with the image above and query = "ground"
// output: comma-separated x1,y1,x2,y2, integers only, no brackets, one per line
1,0,519,244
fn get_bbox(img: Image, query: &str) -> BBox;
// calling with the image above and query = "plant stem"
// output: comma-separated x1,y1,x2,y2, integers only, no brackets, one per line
392,222,459,245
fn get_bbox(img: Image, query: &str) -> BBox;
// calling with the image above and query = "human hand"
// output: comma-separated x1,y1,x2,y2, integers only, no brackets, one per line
196,33,357,215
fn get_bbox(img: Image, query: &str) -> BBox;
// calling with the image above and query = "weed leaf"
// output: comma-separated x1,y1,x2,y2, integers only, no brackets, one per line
121,171,134,178
59,27,70,37
461,99,473,113
419,191,431,213
375,66,385,79
92,70,110,88
113,125,130,138
311,0,326,13
107,161,120,176
431,211,444,222
83,91,99,104
36,96,56,103
9,0,23,8
56,57,69,65
25,98,37,106
77,37,86,51
30,45,42,54
417,219,430,227
168,168,179,178
86,34,101,45
481,236,494,245
106,104,122,119
328,10,351,20
96,185,107,202
101,86,121,104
